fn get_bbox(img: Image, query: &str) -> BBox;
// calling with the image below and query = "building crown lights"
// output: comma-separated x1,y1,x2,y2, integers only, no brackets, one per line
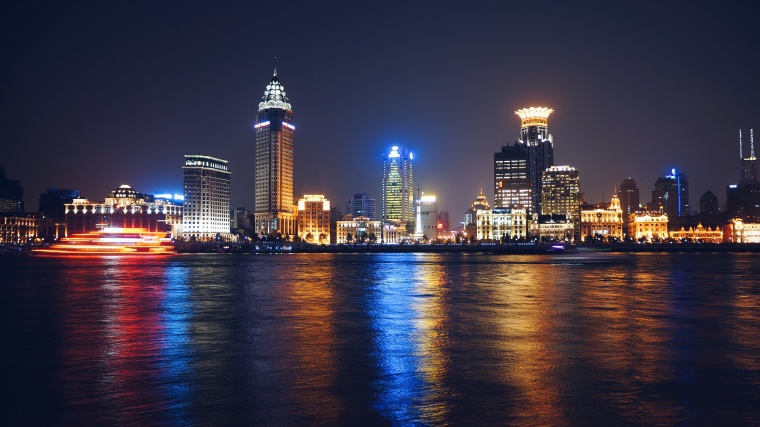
258,73,292,112
515,107,554,127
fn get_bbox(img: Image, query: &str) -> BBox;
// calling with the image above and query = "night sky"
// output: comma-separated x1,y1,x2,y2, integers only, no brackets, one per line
3,2,759,220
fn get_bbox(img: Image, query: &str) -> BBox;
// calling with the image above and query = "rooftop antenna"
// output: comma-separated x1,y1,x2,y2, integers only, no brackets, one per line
740,129,743,159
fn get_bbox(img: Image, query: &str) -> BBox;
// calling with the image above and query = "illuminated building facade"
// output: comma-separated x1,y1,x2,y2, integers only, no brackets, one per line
0,214,38,243
651,169,689,218
346,192,376,220
254,69,296,236
627,211,669,242
297,195,331,244
723,218,760,243
494,143,531,211
0,166,23,213
517,107,554,213
531,214,574,242
336,216,382,244
66,185,183,237
381,221,404,244
669,223,723,243
580,193,624,241
465,191,490,238
476,208,528,241
415,195,439,240
182,155,231,241
382,146,414,231
541,165,581,241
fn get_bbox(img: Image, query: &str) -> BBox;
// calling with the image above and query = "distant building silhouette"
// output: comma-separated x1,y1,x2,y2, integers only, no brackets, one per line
699,190,719,215
0,165,23,213
651,169,689,217
618,178,640,216
726,129,760,221
346,192,376,220
39,188,80,221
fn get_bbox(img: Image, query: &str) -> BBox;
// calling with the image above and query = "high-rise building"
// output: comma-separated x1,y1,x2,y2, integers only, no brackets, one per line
740,129,757,183
541,165,581,241
727,129,760,222
618,178,640,216
382,146,414,230
254,68,296,236
494,143,531,210
700,191,719,215
297,195,331,244
346,192,377,220
651,169,689,217
517,107,555,213
0,165,24,213
182,155,231,241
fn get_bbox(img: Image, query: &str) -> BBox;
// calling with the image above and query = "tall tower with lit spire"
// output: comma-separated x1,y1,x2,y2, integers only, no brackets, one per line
516,107,555,214
254,68,296,236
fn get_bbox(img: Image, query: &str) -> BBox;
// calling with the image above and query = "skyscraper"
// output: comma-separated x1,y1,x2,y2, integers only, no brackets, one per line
517,107,554,214
495,107,555,214
494,142,531,211
651,169,689,217
182,155,231,241
618,178,640,216
541,165,581,241
254,68,296,236
382,146,414,230
740,129,757,183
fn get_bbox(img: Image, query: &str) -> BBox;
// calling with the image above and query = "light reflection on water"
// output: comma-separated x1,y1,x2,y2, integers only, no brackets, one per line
3,252,760,425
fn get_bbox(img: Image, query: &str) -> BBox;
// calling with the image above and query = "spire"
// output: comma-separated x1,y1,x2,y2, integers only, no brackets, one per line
740,129,743,159
752,129,755,158
273,56,277,77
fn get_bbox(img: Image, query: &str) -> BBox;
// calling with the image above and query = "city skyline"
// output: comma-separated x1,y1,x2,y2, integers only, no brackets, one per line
2,2,759,217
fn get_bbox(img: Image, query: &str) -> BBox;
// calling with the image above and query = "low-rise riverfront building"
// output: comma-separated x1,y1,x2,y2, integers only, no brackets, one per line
476,208,528,241
627,210,669,241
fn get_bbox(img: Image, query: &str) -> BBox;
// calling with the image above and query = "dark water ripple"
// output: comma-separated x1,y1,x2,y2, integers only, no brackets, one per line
2,252,760,426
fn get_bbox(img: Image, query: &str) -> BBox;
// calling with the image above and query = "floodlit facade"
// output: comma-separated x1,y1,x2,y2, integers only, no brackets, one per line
581,193,624,241
66,185,183,238
415,195,439,240
382,146,414,230
541,165,581,242
297,195,331,244
669,223,723,243
182,155,231,241
723,218,760,243
531,214,574,242
476,208,528,241
627,211,669,241
336,216,382,244
0,214,38,243
254,69,296,236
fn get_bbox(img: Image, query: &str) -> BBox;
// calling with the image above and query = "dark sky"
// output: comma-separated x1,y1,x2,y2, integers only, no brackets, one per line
3,1,759,219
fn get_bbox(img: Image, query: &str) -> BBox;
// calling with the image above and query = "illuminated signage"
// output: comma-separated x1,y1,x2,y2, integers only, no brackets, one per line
254,121,271,129
282,122,295,130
